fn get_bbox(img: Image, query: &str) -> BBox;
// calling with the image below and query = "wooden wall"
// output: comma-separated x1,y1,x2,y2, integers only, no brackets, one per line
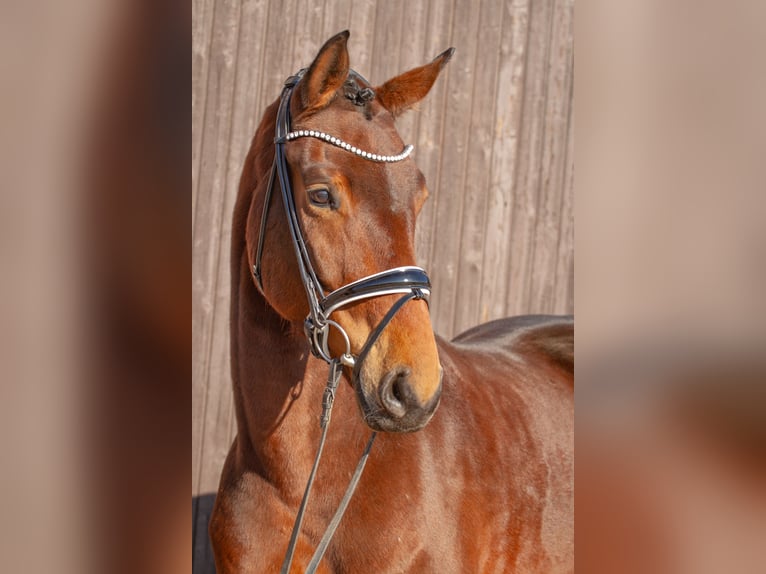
193,0,573,527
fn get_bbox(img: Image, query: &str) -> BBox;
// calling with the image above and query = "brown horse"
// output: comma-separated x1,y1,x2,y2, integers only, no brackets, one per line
210,31,573,573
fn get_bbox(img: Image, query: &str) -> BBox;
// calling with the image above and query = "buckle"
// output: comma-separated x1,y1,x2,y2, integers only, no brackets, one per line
303,317,322,358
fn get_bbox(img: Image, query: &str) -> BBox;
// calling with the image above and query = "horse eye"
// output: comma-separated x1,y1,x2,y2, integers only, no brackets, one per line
308,188,332,207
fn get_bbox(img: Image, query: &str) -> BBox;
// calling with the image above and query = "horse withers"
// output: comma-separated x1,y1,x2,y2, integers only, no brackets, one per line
210,30,573,573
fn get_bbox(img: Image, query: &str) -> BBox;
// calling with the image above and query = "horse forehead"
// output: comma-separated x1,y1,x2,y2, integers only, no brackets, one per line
324,103,399,143
292,103,418,202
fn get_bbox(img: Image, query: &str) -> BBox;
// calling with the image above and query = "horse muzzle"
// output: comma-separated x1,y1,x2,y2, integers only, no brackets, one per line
355,363,443,433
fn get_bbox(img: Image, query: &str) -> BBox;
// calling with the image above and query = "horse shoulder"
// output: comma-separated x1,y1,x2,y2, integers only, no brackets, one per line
209,445,332,574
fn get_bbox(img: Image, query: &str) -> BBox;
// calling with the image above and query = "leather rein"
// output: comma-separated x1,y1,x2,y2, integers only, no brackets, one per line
252,69,432,574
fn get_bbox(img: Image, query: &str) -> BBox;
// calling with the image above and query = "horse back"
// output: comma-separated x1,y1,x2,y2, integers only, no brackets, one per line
451,314,573,379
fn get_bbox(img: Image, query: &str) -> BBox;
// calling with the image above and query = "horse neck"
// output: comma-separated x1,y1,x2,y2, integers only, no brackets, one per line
229,234,332,480
229,114,352,487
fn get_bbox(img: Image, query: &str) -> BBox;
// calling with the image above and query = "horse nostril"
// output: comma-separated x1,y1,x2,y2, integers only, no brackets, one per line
379,367,412,419
391,379,404,402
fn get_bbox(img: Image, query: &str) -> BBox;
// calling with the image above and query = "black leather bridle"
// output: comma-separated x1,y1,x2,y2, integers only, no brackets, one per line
253,70,434,574
252,69,432,369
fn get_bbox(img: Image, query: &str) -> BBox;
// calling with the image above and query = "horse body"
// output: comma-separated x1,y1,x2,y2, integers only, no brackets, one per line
210,31,573,573
212,276,573,572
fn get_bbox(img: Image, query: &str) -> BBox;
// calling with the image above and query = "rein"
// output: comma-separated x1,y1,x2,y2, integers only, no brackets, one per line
253,70,433,573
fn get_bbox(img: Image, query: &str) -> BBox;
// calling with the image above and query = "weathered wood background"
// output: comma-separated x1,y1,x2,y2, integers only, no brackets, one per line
193,0,573,570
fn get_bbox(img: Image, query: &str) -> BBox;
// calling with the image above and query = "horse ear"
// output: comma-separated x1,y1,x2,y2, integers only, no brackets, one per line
374,48,455,117
298,30,350,115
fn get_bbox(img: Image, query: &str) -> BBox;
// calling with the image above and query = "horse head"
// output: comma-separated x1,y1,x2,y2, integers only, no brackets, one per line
246,31,453,433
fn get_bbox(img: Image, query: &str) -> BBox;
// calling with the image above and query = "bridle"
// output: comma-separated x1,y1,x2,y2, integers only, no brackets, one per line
252,69,433,573
253,68,431,369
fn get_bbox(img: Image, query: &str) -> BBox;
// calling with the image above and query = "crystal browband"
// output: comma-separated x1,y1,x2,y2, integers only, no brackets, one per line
284,129,414,163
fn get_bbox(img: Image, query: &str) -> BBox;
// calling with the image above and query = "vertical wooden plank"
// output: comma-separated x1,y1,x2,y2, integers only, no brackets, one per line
413,0,455,276
550,0,574,317
292,0,327,65
369,0,404,86
192,0,242,497
555,75,574,315
196,0,274,497
191,0,214,495
528,0,574,313
451,0,505,335
392,0,429,147
395,0,429,73
347,0,377,76
480,0,532,324
504,0,555,317
192,0,217,227
232,0,271,176
320,0,354,41
257,0,301,121
427,0,483,338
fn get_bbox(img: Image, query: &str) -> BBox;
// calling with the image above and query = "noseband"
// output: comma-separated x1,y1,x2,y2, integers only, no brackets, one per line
252,69,431,368
252,70,433,574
